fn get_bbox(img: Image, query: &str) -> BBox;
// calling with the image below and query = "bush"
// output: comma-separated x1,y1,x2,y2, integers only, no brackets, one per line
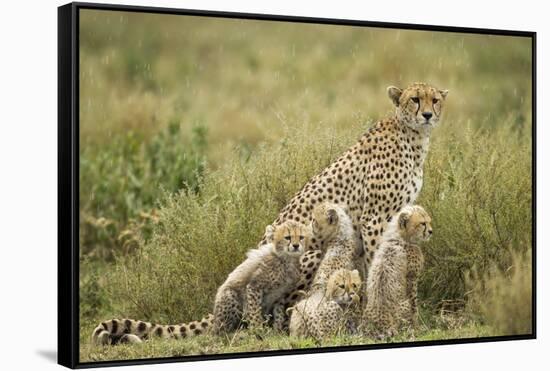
79,121,207,260
465,250,532,335
417,121,532,309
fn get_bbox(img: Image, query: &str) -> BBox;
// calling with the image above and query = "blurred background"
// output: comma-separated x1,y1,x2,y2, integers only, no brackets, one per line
79,9,532,361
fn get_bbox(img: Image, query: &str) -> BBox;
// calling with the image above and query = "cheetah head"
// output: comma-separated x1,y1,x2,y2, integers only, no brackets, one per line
272,220,310,256
326,269,362,307
397,205,433,243
387,82,449,130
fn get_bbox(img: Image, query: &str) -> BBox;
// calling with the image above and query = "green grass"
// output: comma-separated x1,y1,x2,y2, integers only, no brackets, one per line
78,9,533,362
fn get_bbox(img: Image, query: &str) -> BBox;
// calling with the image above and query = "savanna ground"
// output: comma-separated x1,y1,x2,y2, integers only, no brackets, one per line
78,9,533,363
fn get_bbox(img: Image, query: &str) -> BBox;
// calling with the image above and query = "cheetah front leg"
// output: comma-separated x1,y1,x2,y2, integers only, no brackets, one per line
405,272,419,327
405,246,424,328
245,283,265,329
272,302,287,332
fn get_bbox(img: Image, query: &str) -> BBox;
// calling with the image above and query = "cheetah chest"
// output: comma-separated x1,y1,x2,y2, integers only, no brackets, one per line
261,264,301,312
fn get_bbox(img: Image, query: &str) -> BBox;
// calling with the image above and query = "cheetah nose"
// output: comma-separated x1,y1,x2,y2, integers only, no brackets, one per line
428,229,433,235
292,244,300,250
422,112,433,120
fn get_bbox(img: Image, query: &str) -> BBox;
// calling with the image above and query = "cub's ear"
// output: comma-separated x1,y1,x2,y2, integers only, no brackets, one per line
264,224,275,242
327,208,339,225
398,211,410,229
439,89,449,99
387,86,403,107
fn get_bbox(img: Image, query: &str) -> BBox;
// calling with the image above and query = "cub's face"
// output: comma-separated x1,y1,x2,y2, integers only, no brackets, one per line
272,220,310,256
398,205,433,243
388,83,448,130
326,269,362,307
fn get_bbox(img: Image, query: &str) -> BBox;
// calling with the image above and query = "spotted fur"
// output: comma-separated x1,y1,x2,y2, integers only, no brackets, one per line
91,315,214,345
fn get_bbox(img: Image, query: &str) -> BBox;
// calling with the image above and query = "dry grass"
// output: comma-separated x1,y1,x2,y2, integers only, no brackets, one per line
466,251,532,336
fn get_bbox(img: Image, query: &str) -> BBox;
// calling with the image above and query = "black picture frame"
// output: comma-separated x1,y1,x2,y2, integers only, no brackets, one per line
58,2,537,369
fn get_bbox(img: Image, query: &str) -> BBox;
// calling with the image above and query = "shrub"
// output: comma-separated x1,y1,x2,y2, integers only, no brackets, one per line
79,121,207,260
417,121,532,309
465,250,532,335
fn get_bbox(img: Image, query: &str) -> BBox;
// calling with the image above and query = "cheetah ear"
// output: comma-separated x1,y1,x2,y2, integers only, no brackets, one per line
327,208,339,225
439,89,449,99
264,224,275,242
398,211,410,229
387,86,403,107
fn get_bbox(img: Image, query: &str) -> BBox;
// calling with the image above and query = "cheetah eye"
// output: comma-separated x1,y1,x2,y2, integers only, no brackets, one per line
432,98,439,104
284,236,291,241
339,284,345,289
299,235,304,240
411,97,420,104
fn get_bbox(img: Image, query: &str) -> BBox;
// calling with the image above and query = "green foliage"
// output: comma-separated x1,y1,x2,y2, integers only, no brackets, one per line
79,122,207,259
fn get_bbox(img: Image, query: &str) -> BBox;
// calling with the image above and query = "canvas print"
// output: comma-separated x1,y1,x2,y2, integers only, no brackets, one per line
77,7,533,364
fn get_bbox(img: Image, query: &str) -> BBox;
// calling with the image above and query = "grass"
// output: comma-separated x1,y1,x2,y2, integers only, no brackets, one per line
78,9,533,362
80,322,493,362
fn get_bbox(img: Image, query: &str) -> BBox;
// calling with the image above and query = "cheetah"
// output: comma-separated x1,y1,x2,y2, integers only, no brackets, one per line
363,205,431,338
309,202,364,286
289,269,362,339
288,203,364,338
267,82,448,310
216,220,310,332
91,220,309,345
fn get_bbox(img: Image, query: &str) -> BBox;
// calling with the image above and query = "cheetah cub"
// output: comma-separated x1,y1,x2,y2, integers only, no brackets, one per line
363,205,432,338
289,203,364,339
214,220,311,332
309,202,365,286
289,268,362,339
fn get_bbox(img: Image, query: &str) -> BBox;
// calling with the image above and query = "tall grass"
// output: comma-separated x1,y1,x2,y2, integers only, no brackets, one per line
465,251,532,335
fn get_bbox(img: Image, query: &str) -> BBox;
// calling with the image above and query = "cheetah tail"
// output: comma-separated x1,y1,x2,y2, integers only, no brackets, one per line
91,314,214,346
